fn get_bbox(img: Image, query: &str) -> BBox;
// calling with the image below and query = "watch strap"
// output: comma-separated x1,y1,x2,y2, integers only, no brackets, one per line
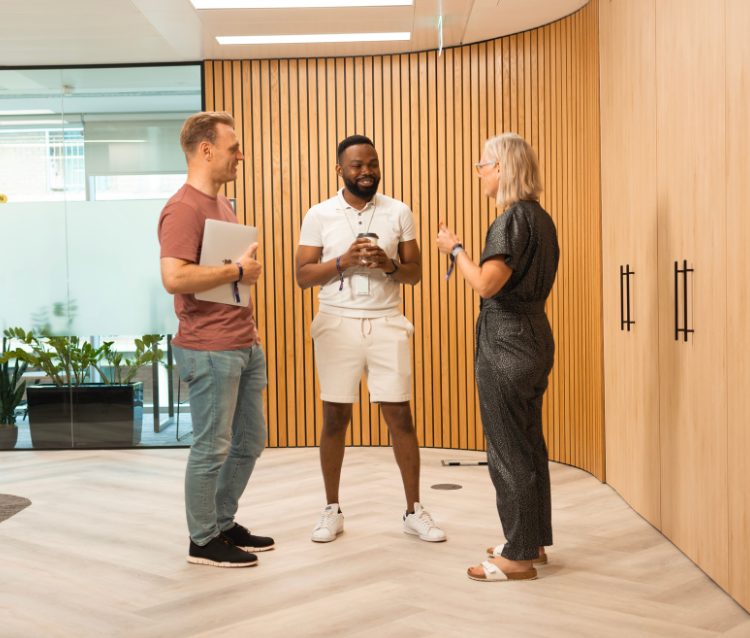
385,258,399,275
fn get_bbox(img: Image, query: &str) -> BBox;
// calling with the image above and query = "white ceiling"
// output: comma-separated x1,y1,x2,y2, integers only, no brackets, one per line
0,0,590,67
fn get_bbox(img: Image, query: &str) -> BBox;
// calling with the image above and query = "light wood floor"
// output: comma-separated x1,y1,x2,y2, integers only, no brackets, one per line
1,447,748,638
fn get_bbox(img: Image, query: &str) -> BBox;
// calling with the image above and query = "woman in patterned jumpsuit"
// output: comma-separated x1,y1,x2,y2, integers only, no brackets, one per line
437,133,559,582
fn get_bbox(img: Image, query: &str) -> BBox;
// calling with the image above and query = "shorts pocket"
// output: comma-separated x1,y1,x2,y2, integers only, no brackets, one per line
401,315,416,338
310,312,340,340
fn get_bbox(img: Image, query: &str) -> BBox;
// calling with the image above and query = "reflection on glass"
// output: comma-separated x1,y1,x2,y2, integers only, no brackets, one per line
0,64,201,450
64,200,178,336
0,121,85,202
92,174,187,200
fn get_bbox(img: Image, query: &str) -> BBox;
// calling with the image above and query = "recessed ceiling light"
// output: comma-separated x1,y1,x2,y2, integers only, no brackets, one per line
217,32,411,44
0,109,55,116
194,1,412,7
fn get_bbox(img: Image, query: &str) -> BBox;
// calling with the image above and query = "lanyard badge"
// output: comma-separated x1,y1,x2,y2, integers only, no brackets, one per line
353,272,370,295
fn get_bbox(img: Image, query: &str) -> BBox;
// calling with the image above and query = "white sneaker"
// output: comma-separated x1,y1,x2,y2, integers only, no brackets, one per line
311,503,344,543
403,503,447,542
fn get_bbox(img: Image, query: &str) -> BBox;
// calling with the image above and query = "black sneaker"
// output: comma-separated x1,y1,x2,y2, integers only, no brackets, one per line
223,523,276,552
187,533,259,568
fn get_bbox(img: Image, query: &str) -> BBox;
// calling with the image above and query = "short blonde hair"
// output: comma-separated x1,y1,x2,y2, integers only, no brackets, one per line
180,111,235,156
484,133,543,210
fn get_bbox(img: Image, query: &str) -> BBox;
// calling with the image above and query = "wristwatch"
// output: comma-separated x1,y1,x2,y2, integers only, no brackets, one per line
385,258,400,275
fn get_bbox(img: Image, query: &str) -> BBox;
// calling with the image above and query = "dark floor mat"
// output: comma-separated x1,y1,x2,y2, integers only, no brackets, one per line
0,494,32,523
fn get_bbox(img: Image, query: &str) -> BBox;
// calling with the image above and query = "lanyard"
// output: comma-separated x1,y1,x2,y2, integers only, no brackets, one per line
341,199,377,240
337,194,377,292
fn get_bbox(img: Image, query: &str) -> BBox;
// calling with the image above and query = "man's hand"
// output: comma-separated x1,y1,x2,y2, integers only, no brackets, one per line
364,245,391,271
340,238,373,270
238,242,262,285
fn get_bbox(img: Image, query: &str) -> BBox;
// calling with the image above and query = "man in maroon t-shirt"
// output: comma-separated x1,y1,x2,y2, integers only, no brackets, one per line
158,111,273,568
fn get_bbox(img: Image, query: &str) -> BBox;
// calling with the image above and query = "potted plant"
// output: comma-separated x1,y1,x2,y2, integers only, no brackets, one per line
0,330,165,449
0,335,28,450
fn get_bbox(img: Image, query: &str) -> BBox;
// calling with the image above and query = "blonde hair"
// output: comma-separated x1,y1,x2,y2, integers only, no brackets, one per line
180,111,235,156
483,133,543,210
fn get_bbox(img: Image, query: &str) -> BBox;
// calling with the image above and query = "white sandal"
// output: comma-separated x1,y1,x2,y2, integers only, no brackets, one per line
486,544,548,565
467,560,537,582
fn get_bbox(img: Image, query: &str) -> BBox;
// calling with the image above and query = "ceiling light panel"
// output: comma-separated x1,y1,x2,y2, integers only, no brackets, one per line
193,1,412,7
217,32,411,44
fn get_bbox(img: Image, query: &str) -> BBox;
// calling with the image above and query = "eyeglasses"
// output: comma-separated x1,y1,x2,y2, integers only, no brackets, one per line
475,161,497,175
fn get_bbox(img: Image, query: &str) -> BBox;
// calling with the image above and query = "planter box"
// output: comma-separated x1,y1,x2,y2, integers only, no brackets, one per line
26,383,143,449
0,426,18,450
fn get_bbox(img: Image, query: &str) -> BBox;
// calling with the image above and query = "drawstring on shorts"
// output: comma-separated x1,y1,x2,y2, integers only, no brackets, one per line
360,318,372,338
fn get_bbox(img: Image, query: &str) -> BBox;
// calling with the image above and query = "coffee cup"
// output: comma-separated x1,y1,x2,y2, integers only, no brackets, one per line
357,232,379,264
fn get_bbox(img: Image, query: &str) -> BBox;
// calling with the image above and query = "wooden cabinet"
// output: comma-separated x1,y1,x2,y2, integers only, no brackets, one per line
656,0,728,590
726,0,750,612
600,0,661,529
602,0,745,609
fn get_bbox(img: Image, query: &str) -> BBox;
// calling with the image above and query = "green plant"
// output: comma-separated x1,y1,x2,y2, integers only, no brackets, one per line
99,335,165,385
1,328,67,387
0,329,165,388
1,336,28,427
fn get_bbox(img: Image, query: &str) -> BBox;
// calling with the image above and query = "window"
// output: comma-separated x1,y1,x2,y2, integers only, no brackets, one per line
0,64,202,449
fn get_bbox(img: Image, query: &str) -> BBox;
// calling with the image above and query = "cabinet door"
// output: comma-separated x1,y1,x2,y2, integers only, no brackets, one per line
599,0,661,527
727,0,750,612
657,0,728,590
600,0,661,528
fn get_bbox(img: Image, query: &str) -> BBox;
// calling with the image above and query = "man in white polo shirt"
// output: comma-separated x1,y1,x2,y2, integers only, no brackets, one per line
295,135,446,544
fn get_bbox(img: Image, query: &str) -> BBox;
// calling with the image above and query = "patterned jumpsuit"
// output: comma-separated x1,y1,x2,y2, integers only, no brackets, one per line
475,199,560,562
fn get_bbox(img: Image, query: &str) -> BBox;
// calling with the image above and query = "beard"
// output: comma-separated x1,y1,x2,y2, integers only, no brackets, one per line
343,174,380,200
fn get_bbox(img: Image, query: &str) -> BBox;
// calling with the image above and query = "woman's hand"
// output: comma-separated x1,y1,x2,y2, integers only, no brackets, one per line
437,223,461,255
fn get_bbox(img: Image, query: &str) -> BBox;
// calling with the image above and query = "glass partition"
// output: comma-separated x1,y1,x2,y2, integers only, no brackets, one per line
0,64,201,450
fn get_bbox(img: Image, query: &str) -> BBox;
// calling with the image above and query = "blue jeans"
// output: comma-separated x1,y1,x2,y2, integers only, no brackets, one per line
172,344,268,545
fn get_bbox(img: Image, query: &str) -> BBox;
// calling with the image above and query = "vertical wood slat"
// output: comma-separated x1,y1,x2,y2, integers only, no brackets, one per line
200,0,605,481
462,44,475,450
452,47,468,450
469,44,481,450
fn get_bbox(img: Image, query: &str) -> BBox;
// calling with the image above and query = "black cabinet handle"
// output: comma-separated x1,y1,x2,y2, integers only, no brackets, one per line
620,265,624,329
620,264,635,331
674,260,694,342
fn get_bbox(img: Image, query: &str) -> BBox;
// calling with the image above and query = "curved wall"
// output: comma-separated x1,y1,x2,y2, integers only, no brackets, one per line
203,0,604,480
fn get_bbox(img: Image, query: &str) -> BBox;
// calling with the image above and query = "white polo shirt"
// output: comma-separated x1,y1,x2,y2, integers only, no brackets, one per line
299,189,418,318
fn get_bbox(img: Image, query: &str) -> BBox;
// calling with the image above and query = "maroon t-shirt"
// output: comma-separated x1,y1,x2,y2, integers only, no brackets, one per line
158,183,259,351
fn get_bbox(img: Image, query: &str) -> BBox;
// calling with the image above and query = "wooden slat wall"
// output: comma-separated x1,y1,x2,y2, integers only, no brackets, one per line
204,0,604,480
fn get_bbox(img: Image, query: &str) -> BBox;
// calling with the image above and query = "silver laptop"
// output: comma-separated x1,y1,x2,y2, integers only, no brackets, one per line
195,219,259,306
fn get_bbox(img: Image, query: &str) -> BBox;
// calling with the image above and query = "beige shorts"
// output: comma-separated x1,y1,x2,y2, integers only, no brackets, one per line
310,312,415,403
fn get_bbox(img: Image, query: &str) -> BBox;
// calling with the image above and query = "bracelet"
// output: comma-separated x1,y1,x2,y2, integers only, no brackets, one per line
451,243,466,258
233,262,243,303
445,244,464,281
336,256,344,291
384,258,399,275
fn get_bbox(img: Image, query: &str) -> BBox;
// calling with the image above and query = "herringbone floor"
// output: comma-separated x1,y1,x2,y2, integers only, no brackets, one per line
1,447,748,637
